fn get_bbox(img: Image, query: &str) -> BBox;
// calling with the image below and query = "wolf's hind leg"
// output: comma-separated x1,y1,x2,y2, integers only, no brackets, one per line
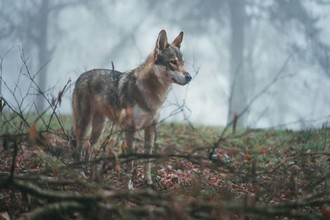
73,103,92,162
90,112,105,146
75,121,90,161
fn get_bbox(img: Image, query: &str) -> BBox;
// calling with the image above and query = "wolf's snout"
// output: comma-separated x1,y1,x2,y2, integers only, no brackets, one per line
185,73,192,83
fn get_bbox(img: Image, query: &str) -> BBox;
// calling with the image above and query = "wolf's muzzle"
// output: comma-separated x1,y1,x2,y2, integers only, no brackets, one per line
184,72,192,83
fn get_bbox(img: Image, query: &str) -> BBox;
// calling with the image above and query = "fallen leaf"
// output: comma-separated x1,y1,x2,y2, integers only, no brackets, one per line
28,123,38,145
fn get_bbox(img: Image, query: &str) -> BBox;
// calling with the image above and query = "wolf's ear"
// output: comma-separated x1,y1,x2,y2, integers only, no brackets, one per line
172,31,184,49
156,30,168,52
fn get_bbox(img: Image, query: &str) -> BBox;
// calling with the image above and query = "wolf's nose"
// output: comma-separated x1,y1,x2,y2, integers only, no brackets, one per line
185,73,192,82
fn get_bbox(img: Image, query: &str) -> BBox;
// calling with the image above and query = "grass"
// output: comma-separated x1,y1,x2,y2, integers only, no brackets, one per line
0,113,329,219
0,110,73,132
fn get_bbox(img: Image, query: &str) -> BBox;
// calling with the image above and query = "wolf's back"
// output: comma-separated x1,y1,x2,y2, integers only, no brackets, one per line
73,69,123,112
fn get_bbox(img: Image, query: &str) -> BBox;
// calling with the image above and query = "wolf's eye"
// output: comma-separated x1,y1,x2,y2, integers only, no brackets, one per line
169,60,177,65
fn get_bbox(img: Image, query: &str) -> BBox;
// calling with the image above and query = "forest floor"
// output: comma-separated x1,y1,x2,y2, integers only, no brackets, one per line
0,118,329,219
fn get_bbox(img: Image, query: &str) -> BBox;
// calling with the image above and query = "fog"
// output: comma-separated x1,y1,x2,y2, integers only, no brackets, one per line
1,0,330,129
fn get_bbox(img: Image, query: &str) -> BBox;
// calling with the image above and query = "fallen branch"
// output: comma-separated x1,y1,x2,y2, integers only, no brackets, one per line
23,201,85,220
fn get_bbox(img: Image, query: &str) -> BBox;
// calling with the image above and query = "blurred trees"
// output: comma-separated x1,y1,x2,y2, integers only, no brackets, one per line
270,0,330,76
1,0,329,127
0,0,83,112
227,0,330,127
149,0,330,127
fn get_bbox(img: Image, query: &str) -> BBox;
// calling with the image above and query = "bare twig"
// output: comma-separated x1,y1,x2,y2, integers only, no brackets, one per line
218,48,301,140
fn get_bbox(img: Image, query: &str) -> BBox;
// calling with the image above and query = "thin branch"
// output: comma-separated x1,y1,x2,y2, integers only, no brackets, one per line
9,179,102,202
219,47,301,138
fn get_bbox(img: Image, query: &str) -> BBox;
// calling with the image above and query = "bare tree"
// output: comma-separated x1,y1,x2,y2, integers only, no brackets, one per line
227,0,248,127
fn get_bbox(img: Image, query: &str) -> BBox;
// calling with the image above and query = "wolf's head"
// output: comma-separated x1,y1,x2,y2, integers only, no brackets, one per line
153,30,192,86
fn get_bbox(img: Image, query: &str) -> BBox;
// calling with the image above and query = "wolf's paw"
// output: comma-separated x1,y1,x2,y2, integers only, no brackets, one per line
144,176,153,186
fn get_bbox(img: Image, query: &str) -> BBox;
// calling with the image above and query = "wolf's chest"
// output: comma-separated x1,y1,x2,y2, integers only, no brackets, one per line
131,105,159,129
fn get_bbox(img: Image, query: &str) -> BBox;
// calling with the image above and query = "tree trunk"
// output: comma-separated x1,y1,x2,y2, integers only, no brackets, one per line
227,0,248,128
36,0,50,112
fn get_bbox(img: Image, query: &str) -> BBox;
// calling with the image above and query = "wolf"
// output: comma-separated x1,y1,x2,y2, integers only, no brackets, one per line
72,30,191,185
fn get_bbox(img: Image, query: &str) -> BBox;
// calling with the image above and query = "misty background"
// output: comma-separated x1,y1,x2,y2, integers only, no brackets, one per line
1,0,330,130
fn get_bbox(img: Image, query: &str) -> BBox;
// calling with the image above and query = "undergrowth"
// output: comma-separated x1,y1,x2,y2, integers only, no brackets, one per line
0,115,329,219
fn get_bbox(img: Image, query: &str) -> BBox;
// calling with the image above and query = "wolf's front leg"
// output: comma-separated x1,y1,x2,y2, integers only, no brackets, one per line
124,129,135,171
144,125,156,185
